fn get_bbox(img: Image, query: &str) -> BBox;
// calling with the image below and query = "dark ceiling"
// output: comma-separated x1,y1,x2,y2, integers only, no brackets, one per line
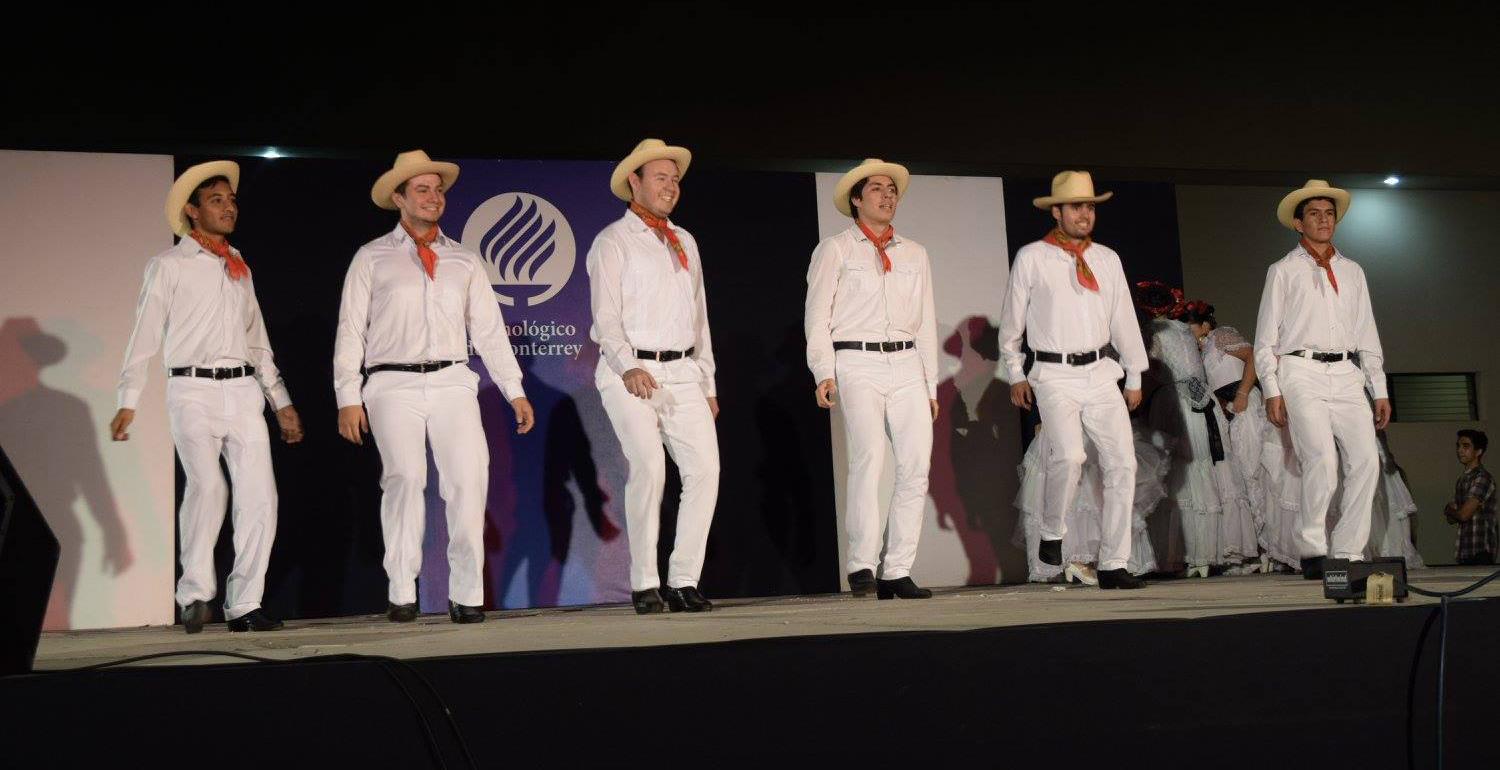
7,5,1498,188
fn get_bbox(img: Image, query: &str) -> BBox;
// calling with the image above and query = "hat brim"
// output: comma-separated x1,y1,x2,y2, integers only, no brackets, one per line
1277,187,1351,230
833,162,911,217
166,160,240,235
1032,191,1113,210
371,162,460,210
610,145,692,202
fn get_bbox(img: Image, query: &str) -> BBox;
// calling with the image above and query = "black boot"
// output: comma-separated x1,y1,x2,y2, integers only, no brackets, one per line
1301,556,1325,581
632,589,666,615
181,600,211,635
1098,569,1146,589
448,601,485,624
876,576,933,600
387,602,418,623
662,586,714,613
847,569,877,598
227,609,284,632
1038,538,1063,566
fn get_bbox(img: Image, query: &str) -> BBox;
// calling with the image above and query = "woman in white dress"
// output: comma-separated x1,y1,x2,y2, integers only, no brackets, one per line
1138,283,1221,577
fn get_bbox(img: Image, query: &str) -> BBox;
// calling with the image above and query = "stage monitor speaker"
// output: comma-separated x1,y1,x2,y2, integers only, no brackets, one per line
0,443,61,676
1323,557,1408,604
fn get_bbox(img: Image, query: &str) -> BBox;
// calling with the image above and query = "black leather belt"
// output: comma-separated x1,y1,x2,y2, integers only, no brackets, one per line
1288,350,1353,363
636,347,695,362
367,361,459,374
833,340,914,353
169,365,256,380
1033,346,1111,366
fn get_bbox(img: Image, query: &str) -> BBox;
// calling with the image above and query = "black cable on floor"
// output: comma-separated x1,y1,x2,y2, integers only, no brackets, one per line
1405,605,1440,770
44,649,476,770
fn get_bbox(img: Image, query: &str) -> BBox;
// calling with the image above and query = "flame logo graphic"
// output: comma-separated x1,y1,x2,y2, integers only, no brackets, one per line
461,192,577,308
480,197,557,283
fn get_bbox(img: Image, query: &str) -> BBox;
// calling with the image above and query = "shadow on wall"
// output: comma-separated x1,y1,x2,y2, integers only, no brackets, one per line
0,317,133,630
929,316,1029,585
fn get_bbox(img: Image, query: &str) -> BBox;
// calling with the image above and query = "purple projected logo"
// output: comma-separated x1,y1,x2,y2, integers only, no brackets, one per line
460,192,577,307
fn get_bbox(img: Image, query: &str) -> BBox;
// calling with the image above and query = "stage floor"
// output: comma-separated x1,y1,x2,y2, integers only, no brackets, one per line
34,565,1500,671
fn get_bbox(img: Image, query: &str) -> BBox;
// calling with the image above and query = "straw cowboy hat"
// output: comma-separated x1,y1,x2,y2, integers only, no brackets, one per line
166,160,240,235
1277,179,1350,231
370,150,460,210
1032,170,1113,210
610,139,692,202
832,159,910,217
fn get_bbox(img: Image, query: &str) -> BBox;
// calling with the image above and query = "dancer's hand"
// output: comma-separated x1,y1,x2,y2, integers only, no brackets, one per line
929,399,939,422
1232,391,1249,415
511,397,535,434
337,405,369,445
1123,388,1142,411
275,406,304,444
1373,398,1392,430
622,368,658,400
815,379,838,408
1266,396,1287,428
1010,381,1033,410
707,397,720,420
109,408,135,441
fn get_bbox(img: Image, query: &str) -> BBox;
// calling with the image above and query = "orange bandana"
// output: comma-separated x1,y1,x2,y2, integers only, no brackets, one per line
188,231,249,281
629,201,690,271
856,220,894,272
1044,228,1099,292
1300,238,1338,293
400,221,440,280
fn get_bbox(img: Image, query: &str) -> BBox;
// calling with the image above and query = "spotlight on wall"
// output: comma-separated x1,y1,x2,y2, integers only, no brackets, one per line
260,148,284,159
1383,175,1400,186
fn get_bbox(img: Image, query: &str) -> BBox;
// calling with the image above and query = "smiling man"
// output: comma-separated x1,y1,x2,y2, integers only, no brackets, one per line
1254,180,1388,580
998,171,1148,590
805,158,939,600
334,150,534,624
587,139,720,614
113,160,304,633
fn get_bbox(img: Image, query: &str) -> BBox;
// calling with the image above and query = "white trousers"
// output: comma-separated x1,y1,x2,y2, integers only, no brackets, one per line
596,359,720,592
836,348,931,580
1278,356,1378,560
1030,359,1136,572
365,365,488,607
167,376,277,621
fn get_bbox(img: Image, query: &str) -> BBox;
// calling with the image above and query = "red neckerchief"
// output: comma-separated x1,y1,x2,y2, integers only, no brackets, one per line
855,220,894,272
400,221,440,279
629,201,689,271
1300,238,1338,293
188,231,249,281
1044,228,1099,292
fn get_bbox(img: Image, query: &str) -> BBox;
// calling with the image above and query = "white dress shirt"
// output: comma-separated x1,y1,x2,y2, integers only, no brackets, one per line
998,238,1148,390
804,225,939,399
334,223,525,408
586,211,717,397
1253,245,1386,400
118,237,291,411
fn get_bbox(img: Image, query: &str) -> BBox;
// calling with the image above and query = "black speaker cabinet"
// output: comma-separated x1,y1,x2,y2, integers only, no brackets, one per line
1323,557,1408,604
0,444,61,676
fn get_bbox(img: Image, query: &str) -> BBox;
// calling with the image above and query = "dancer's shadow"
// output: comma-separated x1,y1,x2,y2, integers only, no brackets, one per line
0,318,133,630
931,316,1027,585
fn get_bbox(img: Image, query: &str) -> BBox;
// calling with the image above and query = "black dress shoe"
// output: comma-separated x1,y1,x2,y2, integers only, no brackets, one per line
877,576,933,600
181,600,211,635
387,602,418,623
448,601,485,624
1098,569,1146,589
1039,538,1063,566
848,569,877,598
1301,557,1325,581
227,609,284,632
632,589,665,615
662,586,713,613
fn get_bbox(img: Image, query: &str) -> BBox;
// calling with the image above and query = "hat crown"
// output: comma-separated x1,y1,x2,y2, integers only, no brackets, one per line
1305,179,1329,188
1050,170,1097,198
393,150,435,168
632,139,666,153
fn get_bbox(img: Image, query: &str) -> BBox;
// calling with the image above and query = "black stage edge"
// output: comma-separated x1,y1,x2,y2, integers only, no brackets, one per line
5,600,1497,767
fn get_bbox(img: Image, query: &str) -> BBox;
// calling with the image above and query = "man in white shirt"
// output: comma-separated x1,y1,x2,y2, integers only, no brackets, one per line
1254,180,1388,578
334,151,535,624
998,171,1148,590
805,158,938,600
111,160,304,633
587,139,720,615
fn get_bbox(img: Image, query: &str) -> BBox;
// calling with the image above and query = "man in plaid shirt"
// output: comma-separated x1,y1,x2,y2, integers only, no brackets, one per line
1445,429,1497,564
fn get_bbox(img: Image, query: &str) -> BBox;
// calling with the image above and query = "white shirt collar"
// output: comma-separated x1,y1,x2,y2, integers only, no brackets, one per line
622,208,682,235
391,221,454,247
847,223,903,247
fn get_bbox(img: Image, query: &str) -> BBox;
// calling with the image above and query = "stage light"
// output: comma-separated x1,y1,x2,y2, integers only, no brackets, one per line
1383,175,1400,186
260,148,284,159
